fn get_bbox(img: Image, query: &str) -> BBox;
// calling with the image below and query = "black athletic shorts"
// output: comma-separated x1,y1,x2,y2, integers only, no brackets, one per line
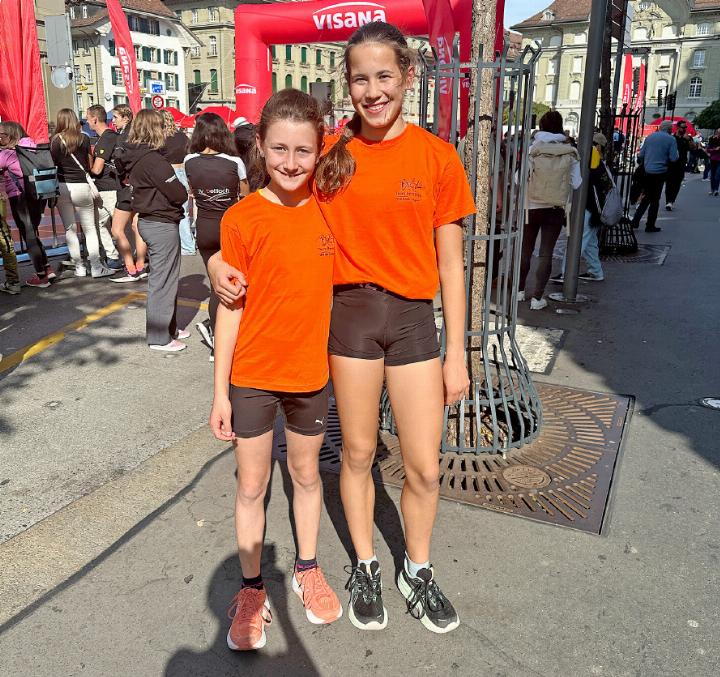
116,185,132,212
229,383,329,438
328,284,440,366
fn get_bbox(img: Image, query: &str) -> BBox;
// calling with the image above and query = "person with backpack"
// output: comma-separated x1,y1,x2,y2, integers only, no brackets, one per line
51,109,115,279
664,120,694,211
519,111,581,310
86,105,122,269
0,121,53,288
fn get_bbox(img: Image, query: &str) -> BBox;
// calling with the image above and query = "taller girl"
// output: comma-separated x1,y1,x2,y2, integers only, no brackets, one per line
314,21,475,634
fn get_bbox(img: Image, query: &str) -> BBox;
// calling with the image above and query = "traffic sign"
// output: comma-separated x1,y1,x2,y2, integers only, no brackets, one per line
151,95,164,110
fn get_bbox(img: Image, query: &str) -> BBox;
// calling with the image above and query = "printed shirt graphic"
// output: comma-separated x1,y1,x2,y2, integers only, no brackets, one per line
318,123,475,300
220,191,334,392
185,153,246,220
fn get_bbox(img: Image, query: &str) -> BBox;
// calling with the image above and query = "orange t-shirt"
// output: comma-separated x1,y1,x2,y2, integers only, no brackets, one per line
317,123,476,300
220,191,335,392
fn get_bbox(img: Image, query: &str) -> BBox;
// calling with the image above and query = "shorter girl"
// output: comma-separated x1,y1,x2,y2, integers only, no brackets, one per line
209,89,341,651
125,110,188,351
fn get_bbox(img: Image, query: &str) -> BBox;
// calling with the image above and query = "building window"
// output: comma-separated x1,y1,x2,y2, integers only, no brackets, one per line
191,45,200,58
85,64,93,83
113,95,128,107
329,51,335,68
108,40,116,56
545,83,555,103
83,39,90,54
209,36,217,57
547,59,556,76
572,56,582,73
191,9,198,24
285,74,293,89
316,49,322,66
208,7,219,22
81,4,88,19
301,76,308,93
689,77,702,98
134,45,140,60
141,46,151,62
656,79,668,99
210,69,218,93
165,73,176,91
697,23,711,36
272,72,278,93
634,27,648,41
548,35,561,47
658,53,671,68
88,93,94,105
74,65,81,82
286,45,292,61
569,81,581,102
271,45,276,60
193,69,201,85
638,2,652,10
69,6,75,19
301,47,307,64
692,50,706,68
543,10,555,21
111,67,123,86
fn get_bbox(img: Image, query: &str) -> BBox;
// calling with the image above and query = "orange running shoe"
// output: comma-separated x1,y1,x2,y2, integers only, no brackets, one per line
226,587,272,650
292,566,343,625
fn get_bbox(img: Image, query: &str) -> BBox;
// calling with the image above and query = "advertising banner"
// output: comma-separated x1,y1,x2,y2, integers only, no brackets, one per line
0,0,49,142
107,0,142,113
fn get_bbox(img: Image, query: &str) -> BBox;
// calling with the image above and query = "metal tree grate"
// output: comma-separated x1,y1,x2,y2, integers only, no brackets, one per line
599,217,638,255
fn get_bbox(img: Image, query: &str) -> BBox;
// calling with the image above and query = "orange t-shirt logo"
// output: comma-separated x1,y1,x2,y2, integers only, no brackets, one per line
318,233,335,257
396,178,424,202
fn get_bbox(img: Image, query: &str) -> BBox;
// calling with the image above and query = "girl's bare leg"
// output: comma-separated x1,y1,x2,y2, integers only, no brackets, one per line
111,208,134,270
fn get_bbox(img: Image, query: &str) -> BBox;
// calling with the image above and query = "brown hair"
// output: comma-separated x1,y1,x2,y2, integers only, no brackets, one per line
160,109,177,138
314,21,416,196
189,112,236,156
112,104,133,121
86,105,107,124
538,110,564,135
0,121,27,147
127,109,165,149
247,89,324,192
52,108,82,154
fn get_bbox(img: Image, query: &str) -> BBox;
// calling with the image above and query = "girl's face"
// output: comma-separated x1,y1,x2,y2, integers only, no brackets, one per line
258,119,319,196
0,126,8,148
113,113,129,130
347,43,413,140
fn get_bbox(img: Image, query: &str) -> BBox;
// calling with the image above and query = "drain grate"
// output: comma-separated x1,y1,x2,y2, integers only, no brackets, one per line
553,239,669,265
272,383,632,534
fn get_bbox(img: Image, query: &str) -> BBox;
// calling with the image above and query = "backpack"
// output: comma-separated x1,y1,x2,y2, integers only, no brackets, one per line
527,141,579,207
595,164,623,226
14,144,59,200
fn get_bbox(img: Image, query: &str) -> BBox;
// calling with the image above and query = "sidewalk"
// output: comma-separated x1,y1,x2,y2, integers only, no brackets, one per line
0,176,718,676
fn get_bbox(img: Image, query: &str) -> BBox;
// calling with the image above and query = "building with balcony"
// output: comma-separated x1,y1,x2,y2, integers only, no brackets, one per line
69,0,199,115
513,1,716,133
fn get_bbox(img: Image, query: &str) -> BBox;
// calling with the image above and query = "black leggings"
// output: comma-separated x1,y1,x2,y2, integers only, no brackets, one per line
9,193,47,274
519,207,565,299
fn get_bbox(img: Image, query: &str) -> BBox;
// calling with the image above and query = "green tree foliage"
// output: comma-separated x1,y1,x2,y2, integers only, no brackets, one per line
502,101,549,124
694,100,720,130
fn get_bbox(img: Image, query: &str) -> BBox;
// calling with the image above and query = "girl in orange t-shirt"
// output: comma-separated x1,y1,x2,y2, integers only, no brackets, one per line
210,22,475,635
209,90,341,652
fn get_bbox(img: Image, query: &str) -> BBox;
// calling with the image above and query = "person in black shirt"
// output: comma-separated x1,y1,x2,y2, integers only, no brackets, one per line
160,111,195,255
51,108,114,278
185,112,248,359
86,105,122,268
665,120,695,211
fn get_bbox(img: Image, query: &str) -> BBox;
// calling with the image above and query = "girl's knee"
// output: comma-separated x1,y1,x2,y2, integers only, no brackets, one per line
341,439,377,473
236,475,269,504
405,465,440,494
288,462,320,491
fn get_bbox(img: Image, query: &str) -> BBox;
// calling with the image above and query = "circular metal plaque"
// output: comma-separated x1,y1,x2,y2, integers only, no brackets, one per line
502,465,551,489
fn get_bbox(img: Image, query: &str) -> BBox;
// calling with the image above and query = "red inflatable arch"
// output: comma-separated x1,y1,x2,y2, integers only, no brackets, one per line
233,0,473,122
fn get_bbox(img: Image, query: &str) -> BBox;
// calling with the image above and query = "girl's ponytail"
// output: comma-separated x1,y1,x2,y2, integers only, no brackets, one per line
246,141,269,192
315,115,361,197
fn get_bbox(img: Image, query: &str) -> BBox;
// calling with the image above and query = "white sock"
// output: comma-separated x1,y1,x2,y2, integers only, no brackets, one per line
405,552,430,578
358,555,378,568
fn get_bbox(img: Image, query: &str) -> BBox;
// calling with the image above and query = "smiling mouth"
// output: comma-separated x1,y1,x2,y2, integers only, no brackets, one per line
364,101,389,114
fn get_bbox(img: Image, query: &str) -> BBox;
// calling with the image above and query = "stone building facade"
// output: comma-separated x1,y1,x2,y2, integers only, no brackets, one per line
513,0,719,133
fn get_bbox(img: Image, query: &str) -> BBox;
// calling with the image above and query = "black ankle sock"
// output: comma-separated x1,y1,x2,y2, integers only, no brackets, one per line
295,557,318,573
241,574,264,590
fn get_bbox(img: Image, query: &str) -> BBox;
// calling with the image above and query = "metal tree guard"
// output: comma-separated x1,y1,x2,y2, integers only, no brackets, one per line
381,43,543,455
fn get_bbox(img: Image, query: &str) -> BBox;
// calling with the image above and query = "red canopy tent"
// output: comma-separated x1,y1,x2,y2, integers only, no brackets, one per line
163,106,195,128
194,105,246,129
643,116,698,138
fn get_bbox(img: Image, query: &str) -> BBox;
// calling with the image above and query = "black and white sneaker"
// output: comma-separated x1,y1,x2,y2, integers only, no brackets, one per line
397,566,459,634
345,561,387,630
196,319,214,349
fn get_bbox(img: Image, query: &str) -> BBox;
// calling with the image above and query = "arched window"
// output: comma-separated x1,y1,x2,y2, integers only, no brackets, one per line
285,74,293,89
689,77,703,98
569,81,581,102
272,72,277,93
634,27,648,41
548,35,561,47
193,69,201,85
301,76,308,93
209,36,217,57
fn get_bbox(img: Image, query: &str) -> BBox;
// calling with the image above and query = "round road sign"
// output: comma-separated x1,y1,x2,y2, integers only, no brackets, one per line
151,95,164,110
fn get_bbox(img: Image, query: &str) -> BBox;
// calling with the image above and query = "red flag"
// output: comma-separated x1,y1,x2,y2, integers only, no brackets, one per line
421,0,456,141
107,0,142,113
620,53,633,110
0,0,49,142
634,62,646,112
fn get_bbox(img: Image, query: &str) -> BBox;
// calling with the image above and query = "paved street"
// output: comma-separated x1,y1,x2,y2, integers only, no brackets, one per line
0,175,718,676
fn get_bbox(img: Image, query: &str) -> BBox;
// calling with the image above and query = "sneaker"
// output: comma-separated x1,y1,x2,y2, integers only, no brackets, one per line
345,561,387,630
645,226,662,233
578,272,604,281
397,566,459,634
226,587,272,651
196,319,214,349
149,339,186,352
292,566,343,625
136,268,149,280
209,348,215,363
105,257,124,270
550,274,564,284
74,263,88,277
91,264,116,278
530,297,548,310
25,273,51,288
110,269,143,283
517,290,525,301
665,203,673,211
176,329,191,340
0,281,21,295
45,265,57,281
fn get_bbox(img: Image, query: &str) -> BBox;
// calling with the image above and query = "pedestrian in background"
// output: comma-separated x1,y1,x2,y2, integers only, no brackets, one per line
0,189,20,294
51,109,114,279
0,121,51,288
665,120,694,211
631,120,678,232
109,105,148,282
86,105,122,269
519,110,581,310
706,128,720,196
125,110,188,352
233,122,256,173
185,112,248,361
160,110,195,256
